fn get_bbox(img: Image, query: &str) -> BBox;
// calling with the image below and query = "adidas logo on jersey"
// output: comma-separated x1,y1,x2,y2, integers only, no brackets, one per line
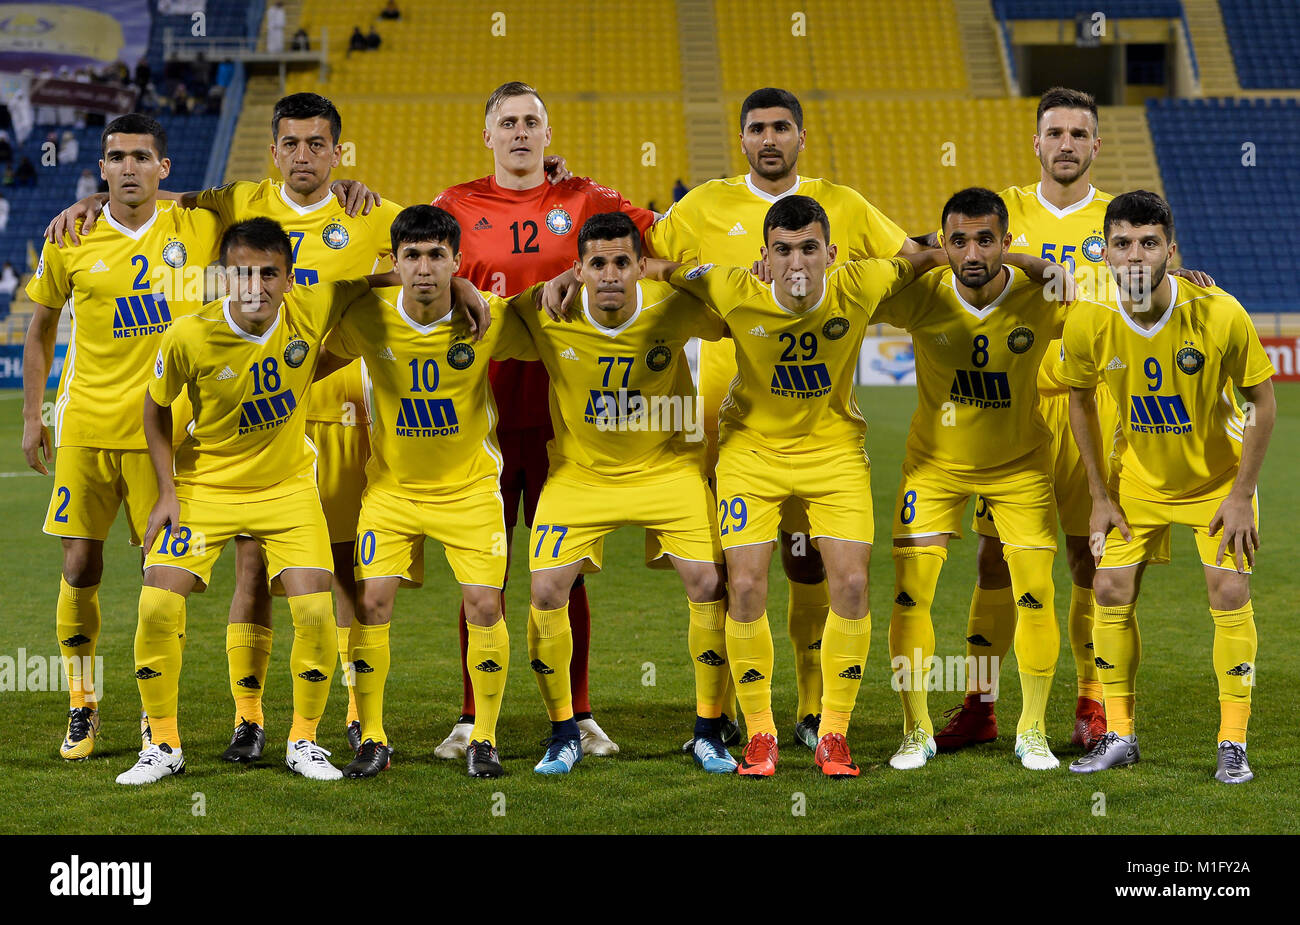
297,668,328,682
966,633,992,647
475,659,502,673
1106,356,1127,371
727,222,747,236
1094,656,1115,670
530,658,555,675
473,216,493,230
216,365,236,381
933,333,949,346
838,664,862,680
561,347,579,360
695,649,725,667
60,634,92,648
235,675,261,689
135,667,161,680
90,259,110,273
748,325,768,337
1017,593,1043,610
895,591,917,607
377,346,397,361
352,659,374,674
737,668,765,684
1013,234,1028,246
1225,662,1253,677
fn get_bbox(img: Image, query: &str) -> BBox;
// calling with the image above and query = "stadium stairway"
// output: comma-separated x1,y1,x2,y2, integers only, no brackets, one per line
1182,0,1241,96
676,0,732,186
951,0,1010,97
1092,106,1165,198
224,74,281,183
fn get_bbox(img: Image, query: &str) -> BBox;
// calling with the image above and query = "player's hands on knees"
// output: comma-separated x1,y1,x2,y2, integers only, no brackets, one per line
331,179,381,217
21,418,52,475
1088,497,1130,566
543,155,572,185
143,493,181,557
45,193,108,246
1172,267,1216,288
749,259,773,284
542,268,580,322
1209,493,1258,574
450,276,491,341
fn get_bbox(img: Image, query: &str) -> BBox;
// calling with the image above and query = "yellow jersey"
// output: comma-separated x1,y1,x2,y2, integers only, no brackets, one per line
328,288,537,501
26,201,220,450
149,279,368,501
1059,277,1275,501
511,279,727,481
194,178,404,424
670,258,915,456
875,266,1066,479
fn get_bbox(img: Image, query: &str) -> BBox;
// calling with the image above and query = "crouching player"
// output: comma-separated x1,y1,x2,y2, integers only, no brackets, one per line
513,212,731,774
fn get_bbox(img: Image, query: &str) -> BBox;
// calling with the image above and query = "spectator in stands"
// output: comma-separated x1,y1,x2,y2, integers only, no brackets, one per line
267,1,287,53
381,0,401,20
367,24,382,49
349,26,368,54
292,28,310,51
0,262,18,297
15,157,36,186
59,130,79,165
0,192,9,232
672,177,688,201
170,82,191,116
75,168,97,201
134,58,151,90
1,165,13,188
0,130,11,165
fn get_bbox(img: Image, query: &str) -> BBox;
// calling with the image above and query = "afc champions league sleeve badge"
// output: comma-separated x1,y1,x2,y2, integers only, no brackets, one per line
1007,326,1035,354
545,208,573,235
284,338,310,368
322,223,350,249
162,240,188,268
447,341,475,370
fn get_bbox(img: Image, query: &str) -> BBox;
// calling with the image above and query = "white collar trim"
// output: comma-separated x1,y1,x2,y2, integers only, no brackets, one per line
949,265,1017,319
768,277,827,316
223,296,282,344
1034,182,1096,219
395,289,452,333
1115,276,1179,339
277,181,335,216
582,282,644,336
744,173,802,204
101,202,160,240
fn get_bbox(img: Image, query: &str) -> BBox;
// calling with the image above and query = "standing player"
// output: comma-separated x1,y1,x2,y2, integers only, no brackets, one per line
876,189,1070,772
318,205,537,779
664,195,943,777
22,114,220,761
644,88,923,750
1063,191,1274,783
429,81,655,760
511,213,732,775
118,218,388,784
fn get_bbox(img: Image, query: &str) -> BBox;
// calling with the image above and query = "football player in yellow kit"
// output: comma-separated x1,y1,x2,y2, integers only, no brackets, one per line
1063,191,1274,784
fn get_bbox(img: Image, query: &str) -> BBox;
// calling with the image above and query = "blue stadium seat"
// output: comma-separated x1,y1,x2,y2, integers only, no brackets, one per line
993,1,1182,19
1220,1,1300,89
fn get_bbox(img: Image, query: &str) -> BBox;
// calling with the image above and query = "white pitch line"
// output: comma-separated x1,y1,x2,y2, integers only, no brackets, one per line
0,471,42,478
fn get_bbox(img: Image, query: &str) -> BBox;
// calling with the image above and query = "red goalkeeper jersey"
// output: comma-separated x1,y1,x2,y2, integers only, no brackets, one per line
432,175,655,432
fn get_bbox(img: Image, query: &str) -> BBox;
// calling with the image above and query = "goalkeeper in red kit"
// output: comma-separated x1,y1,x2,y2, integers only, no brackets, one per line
430,81,655,759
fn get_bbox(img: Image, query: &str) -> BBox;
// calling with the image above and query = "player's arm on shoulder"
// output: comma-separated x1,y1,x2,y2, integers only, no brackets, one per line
20,300,62,474
1005,251,1075,304
142,328,190,550
665,262,744,317
644,200,698,263
1170,266,1215,288
450,277,491,341
683,291,729,341
491,299,540,361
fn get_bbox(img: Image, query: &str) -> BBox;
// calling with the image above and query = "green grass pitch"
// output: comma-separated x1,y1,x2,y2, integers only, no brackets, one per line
0,384,1296,834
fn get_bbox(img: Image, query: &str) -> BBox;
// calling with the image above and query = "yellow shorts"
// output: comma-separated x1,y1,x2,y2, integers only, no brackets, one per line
144,486,332,592
714,445,874,549
974,389,1117,540
897,458,1057,550
44,447,156,545
529,471,723,573
355,486,507,588
1098,490,1258,572
306,420,369,545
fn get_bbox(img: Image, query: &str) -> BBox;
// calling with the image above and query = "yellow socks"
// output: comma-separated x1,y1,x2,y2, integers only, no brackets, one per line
787,579,828,719
1093,601,1139,736
818,610,871,738
726,613,776,737
227,622,272,728
1212,603,1256,743
889,546,946,735
529,604,574,721
688,599,728,718
57,579,101,709
287,591,335,742
467,617,510,746
963,584,1013,698
353,622,391,745
337,621,362,725
1006,548,1058,735
135,586,186,748
1069,584,1102,701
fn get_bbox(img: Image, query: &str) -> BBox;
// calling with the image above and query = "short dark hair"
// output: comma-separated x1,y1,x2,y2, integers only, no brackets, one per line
484,81,546,122
220,217,293,268
941,187,1010,236
1036,86,1098,132
271,92,342,144
577,212,642,259
1104,190,1175,243
740,87,804,132
763,194,830,245
101,113,167,159
390,204,461,255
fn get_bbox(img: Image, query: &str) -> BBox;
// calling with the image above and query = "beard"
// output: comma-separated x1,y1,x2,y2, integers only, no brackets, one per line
749,149,795,181
958,263,998,289
1115,261,1168,309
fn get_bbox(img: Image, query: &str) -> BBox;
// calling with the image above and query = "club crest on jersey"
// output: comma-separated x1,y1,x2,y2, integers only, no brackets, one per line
1007,326,1035,354
284,338,309,368
822,316,850,340
1176,345,1205,375
161,240,187,268
322,223,350,249
645,344,672,372
545,208,573,235
447,341,475,370
1082,235,1105,262
684,263,714,281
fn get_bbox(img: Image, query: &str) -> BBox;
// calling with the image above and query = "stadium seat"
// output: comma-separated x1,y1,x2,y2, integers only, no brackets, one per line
1219,0,1300,90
